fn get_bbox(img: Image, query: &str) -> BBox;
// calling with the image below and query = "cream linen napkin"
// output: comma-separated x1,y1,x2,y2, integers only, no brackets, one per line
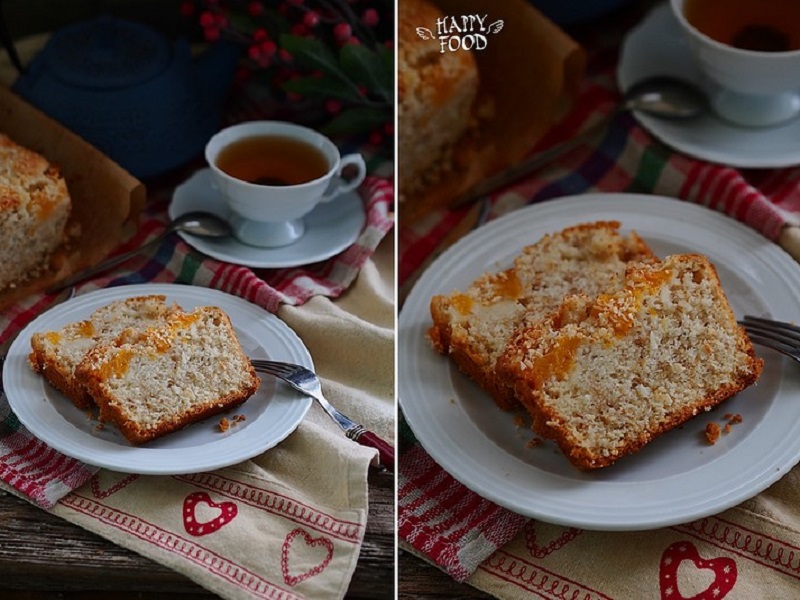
43,237,395,600
440,465,800,599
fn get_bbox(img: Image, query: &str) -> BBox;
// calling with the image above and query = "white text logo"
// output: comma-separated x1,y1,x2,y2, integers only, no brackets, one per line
416,14,504,53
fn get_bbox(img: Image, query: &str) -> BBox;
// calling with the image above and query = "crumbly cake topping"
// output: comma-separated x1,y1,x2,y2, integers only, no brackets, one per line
500,253,762,469
0,133,68,222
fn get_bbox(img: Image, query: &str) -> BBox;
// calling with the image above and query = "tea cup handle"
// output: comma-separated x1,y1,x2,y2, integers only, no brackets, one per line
321,153,367,202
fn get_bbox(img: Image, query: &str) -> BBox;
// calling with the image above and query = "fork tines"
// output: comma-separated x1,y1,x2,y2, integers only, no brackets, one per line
250,359,295,376
740,315,800,361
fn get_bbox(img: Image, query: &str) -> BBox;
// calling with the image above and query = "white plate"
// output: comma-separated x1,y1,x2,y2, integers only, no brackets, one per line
4,284,313,474
399,193,800,530
169,169,367,269
617,3,800,168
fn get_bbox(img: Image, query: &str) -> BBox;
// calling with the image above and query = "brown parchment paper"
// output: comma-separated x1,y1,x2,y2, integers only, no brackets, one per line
0,86,145,309
400,0,585,223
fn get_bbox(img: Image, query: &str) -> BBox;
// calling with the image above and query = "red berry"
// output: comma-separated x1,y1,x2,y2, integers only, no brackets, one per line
180,1,195,17
247,1,264,16
253,28,268,41
361,8,379,27
369,131,383,146
291,23,307,36
261,40,277,56
345,36,361,46
383,122,394,135
279,48,293,62
303,11,320,28
333,23,352,42
199,11,215,27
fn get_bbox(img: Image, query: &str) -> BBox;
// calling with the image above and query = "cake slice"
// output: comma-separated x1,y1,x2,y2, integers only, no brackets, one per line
29,295,180,409
497,254,764,470
75,306,260,444
0,133,71,290
429,221,657,409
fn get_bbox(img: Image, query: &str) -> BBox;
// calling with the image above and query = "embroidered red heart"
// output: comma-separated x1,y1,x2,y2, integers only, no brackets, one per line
660,541,737,600
525,520,582,559
182,491,238,536
90,473,139,499
281,528,334,586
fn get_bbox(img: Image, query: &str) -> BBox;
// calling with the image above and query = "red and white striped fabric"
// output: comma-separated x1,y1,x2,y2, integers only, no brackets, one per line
398,444,528,582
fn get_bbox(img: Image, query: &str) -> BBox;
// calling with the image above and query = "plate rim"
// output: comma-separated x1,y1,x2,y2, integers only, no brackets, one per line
399,192,800,530
4,283,313,475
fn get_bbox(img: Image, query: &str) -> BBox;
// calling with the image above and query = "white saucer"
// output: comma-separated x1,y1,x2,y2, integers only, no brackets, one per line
169,169,367,269
617,3,800,168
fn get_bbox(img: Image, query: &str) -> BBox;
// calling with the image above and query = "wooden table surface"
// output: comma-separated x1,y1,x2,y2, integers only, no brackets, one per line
0,468,394,599
398,551,493,599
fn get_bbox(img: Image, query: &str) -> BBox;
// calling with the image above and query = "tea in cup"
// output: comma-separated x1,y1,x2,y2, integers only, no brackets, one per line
205,121,367,247
670,0,800,127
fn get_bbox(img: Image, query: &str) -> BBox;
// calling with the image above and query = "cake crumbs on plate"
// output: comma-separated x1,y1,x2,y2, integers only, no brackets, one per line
526,436,545,449
219,414,246,433
705,422,721,445
705,413,744,444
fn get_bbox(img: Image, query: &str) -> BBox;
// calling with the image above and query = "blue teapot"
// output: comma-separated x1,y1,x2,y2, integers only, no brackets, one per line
13,16,240,179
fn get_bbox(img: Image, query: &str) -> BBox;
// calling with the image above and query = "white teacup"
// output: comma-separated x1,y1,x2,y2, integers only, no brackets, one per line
670,0,800,127
205,121,367,247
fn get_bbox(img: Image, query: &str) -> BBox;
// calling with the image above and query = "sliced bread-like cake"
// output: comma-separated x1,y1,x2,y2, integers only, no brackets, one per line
0,133,71,290
29,295,180,409
428,221,657,410
75,306,260,444
497,254,764,470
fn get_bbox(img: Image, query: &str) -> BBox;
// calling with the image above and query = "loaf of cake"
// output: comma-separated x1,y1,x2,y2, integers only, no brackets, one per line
429,222,657,410
29,295,180,410
398,0,479,200
0,133,71,289
75,306,260,444
498,254,763,470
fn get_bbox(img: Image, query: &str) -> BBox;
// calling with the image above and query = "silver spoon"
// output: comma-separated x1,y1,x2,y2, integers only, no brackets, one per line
451,76,708,208
47,211,232,293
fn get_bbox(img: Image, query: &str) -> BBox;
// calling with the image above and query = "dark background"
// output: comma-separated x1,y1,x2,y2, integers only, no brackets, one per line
2,0,192,41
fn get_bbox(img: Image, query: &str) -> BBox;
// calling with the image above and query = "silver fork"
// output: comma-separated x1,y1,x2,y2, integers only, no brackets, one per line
740,316,800,363
251,359,394,471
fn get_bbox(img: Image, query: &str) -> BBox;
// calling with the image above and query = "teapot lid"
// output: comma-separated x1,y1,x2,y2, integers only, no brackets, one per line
43,15,171,89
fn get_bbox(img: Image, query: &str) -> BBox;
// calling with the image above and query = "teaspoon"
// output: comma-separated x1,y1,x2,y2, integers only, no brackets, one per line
451,76,709,208
47,211,232,293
